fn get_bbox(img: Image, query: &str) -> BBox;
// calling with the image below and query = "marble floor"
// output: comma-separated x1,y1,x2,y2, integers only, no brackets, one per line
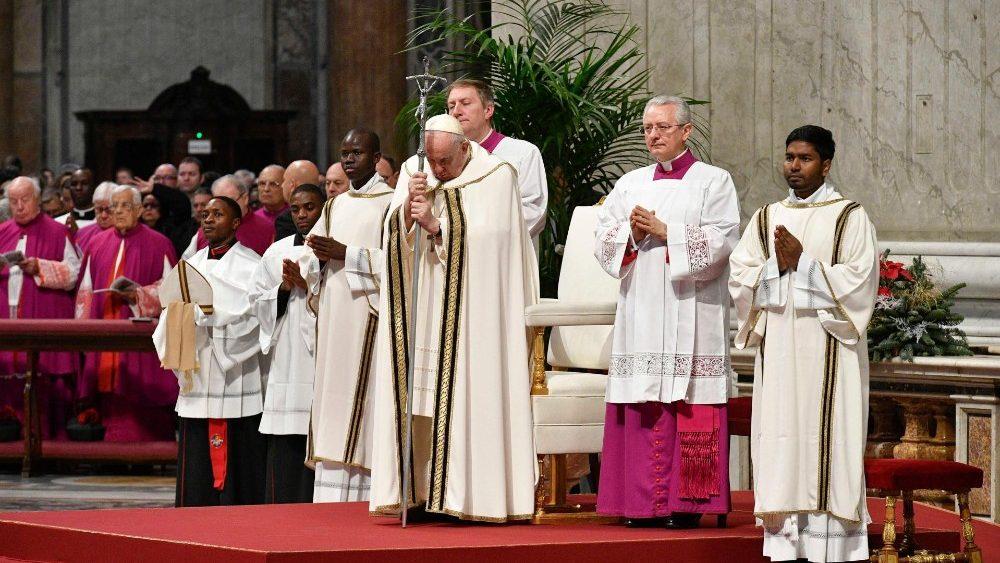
0,469,175,512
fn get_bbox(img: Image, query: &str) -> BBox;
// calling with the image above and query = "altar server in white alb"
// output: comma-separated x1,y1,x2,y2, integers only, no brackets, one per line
369,114,538,523
729,125,878,562
153,196,266,507
447,78,548,243
302,128,394,502
594,96,738,528
249,183,326,504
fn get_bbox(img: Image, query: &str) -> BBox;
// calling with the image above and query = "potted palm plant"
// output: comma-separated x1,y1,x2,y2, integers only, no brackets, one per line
397,0,709,296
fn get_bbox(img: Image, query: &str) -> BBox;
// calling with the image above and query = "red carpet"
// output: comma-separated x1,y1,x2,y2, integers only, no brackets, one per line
0,492,996,562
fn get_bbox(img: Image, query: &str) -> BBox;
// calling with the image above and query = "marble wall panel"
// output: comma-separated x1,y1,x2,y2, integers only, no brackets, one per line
967,413,992,516
612,0,999,241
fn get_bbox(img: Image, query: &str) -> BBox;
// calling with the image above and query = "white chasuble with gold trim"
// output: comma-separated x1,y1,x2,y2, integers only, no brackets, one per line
369,142,539,522
729,186,878,561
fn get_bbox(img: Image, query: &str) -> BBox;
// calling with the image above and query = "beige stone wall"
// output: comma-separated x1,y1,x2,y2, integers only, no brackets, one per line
611,0,999,241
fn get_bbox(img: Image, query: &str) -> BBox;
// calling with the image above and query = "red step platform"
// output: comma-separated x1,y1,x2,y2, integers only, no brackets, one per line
1,491,997,563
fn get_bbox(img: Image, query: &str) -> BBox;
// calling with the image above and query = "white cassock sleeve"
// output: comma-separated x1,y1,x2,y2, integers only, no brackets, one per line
193,282,260,373
344,245,382,296
593,179,637,279
249,252,283,355
665,170,740,282
794,208,879,345
729,207,771,349
517,143,548,238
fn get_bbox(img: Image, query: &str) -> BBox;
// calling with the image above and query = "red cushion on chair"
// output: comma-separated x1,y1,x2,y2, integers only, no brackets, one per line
727,396,752,437
864,458,983,492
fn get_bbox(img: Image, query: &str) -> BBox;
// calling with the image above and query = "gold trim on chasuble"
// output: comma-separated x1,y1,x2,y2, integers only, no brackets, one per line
348,188,394,199
342,313,379,464
779,197,846,209
383,189,467,514
816,201,860,513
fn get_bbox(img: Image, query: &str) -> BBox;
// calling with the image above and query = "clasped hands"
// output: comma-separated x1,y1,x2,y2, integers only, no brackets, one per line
405,172,441,236
279,259,308,292
773,225,803,273
629,206,667,244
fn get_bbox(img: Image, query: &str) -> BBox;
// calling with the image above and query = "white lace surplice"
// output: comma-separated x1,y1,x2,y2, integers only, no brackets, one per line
595,161,740,405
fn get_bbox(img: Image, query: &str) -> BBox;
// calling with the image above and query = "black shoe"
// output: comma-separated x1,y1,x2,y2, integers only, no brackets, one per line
664,513,702,529
625,517,667,528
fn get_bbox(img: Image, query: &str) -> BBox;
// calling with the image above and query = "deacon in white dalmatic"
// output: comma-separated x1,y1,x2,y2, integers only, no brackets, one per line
301,128,394,503
249,183,327,503
730,125,878,562
368,114,539,523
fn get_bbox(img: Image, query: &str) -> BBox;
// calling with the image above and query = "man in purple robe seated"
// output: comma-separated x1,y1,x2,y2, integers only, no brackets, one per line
76,185,178,442
181,175,275,259
0,176,80,438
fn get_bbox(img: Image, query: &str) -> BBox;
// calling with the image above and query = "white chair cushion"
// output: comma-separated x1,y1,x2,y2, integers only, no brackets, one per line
544,371,607,396
534,424,605,455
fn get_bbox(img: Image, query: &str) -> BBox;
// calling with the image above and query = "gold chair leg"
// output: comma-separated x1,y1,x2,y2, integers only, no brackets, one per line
877,495,900,563
958,492,983,563
530,326,548,395
898,491,917,556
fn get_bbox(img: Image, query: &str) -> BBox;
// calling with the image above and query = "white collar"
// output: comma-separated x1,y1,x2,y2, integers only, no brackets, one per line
351,173,382,195
787,182,833,204
658,149,689,172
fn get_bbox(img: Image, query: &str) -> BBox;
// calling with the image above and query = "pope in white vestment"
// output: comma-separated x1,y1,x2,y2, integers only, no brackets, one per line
731,164,878,560
306,171,394,503
369,115,539,522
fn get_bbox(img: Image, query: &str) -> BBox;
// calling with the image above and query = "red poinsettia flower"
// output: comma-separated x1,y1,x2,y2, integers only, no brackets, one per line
77,408,102,425
878,286,893,297
880,260,914,282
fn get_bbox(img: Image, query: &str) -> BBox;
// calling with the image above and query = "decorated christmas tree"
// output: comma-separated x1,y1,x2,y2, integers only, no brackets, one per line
867,250,973,362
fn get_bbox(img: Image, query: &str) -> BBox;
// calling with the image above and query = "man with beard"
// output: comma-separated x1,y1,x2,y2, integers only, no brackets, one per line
304,129,394,502
250,183,326,503
153,196,266,506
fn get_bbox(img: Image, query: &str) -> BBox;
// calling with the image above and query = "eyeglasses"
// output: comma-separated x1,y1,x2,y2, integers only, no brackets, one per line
142,202,160,209
110,202,137,210
259,180,281,189
641,123,688,135
95,206,112,215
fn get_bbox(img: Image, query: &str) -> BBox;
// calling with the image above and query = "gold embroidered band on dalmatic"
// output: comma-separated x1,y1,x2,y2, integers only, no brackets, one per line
816,201,860,512
342,313,378,465
385,210,417,509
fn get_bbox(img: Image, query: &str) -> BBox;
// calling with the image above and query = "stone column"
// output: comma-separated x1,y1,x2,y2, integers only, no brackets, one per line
327,0,409,162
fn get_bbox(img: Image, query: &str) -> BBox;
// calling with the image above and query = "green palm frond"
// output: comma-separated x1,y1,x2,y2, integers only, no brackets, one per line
398,0,711,296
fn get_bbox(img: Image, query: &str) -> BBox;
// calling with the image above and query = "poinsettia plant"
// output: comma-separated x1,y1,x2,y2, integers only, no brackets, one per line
868,250,973,362
0,405,19,424
76,408,102,426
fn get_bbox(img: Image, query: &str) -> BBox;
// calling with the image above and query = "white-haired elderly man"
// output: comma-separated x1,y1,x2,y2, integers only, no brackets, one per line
363,114,539,523
74,181,117,252
0,176,80,438
181,174,275,259
594,95,740,529
75,184,178,442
